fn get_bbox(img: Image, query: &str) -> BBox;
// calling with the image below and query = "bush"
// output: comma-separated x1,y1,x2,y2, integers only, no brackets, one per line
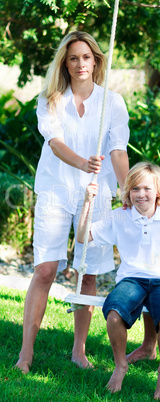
0,172,35,253
127,89,160,167
0,92,39,253
0,90,42,185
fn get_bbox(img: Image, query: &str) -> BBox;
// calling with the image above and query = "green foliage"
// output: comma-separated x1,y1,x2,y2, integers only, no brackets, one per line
0,173,35,253
116,3,160,70
3,206,33,253
1,0,159,87
0,139,36,177
40,0,58,12
0,91,42,186
63,0,79,16
127,89,160,166
0,92,38,252
0,91,18,124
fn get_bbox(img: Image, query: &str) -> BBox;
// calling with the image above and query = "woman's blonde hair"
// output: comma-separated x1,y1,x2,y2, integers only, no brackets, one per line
122,161,160,208
41,31,106,109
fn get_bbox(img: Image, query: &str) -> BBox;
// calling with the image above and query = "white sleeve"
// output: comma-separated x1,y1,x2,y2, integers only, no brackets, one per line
108,93,130,153
36,97,64,143
91,214,116,247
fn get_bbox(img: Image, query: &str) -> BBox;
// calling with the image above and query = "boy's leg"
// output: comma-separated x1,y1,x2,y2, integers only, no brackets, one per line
154,322,160,400
107,310,128,392
103,278,148,392
126,313,157,363
126,312,157,363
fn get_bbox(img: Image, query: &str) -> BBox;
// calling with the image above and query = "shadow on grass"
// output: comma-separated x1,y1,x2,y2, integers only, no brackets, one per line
0,285,159,401
0,318,111,373
0,293,24,302
0,318,158,401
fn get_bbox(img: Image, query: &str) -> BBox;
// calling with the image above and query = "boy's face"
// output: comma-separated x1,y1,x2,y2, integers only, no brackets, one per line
130,174,157,218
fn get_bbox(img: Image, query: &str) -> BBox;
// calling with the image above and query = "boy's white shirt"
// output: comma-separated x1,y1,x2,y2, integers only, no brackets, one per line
91,205,160,283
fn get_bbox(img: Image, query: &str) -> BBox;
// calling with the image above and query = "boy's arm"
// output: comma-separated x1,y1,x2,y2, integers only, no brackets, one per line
77,182,98,243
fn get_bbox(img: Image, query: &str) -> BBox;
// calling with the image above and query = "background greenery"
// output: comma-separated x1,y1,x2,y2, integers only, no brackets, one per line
0,0,160,252
0,0,159,88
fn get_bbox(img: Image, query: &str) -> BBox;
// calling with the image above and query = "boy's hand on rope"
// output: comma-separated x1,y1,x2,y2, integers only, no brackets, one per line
84,182,99,203
77,182,98,244
83,155,105,174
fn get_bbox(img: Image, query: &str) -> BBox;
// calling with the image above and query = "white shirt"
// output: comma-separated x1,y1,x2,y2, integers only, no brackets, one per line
91,205,160,282
34,83,129,214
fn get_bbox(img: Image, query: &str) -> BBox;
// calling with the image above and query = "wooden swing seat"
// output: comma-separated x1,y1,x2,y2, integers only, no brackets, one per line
65,293,105,307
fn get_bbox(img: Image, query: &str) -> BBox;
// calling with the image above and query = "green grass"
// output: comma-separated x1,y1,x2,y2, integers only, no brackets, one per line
0,286,159,401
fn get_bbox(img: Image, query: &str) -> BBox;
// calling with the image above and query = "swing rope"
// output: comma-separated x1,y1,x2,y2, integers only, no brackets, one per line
67,0,120,311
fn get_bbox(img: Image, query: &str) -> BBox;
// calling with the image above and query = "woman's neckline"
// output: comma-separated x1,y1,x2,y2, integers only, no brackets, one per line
71,83,96,117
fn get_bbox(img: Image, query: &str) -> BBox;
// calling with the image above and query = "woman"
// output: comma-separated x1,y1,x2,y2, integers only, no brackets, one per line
15,31,129,373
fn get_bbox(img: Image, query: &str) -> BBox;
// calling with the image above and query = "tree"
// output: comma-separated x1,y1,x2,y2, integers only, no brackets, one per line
0,0,160,92
0,0,98,85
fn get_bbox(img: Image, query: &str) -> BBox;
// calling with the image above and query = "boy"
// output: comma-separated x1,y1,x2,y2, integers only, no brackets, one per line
77,162,160,399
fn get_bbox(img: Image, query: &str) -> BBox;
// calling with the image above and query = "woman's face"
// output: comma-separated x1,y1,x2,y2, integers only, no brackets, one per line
65,41,95,84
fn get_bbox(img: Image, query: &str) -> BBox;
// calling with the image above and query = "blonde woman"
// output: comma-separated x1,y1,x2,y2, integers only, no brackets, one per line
15,31,129,373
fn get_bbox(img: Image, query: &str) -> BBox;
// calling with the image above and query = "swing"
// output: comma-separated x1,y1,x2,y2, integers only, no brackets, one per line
65,0,120,313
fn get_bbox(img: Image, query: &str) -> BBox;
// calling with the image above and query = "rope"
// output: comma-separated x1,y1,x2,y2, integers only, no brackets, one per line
76,0,120,298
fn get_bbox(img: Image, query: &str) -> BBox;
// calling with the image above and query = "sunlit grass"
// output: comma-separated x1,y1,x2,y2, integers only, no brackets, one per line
0,286,159,401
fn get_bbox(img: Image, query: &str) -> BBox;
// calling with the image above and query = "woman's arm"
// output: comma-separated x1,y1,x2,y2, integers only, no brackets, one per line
49,137,105,174
37,97,105,173
77,182,98,243
108,93,129,191
111,149,129,191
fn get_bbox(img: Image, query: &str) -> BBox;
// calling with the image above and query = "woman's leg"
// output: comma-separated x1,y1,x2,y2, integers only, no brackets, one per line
126,312,157,363
107,310,128,393
72,272,96,368
15,261,59,373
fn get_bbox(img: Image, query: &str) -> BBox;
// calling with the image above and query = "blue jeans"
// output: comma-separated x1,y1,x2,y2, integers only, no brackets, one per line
102,277,160,332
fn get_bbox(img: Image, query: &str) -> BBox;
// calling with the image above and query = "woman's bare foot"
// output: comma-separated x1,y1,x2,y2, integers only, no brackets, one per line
14,359,30,374
106,363,128,393
71,354,94,369
126,344,157,363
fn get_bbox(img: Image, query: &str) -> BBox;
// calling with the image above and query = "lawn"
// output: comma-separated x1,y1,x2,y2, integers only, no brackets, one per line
0,285,159,401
